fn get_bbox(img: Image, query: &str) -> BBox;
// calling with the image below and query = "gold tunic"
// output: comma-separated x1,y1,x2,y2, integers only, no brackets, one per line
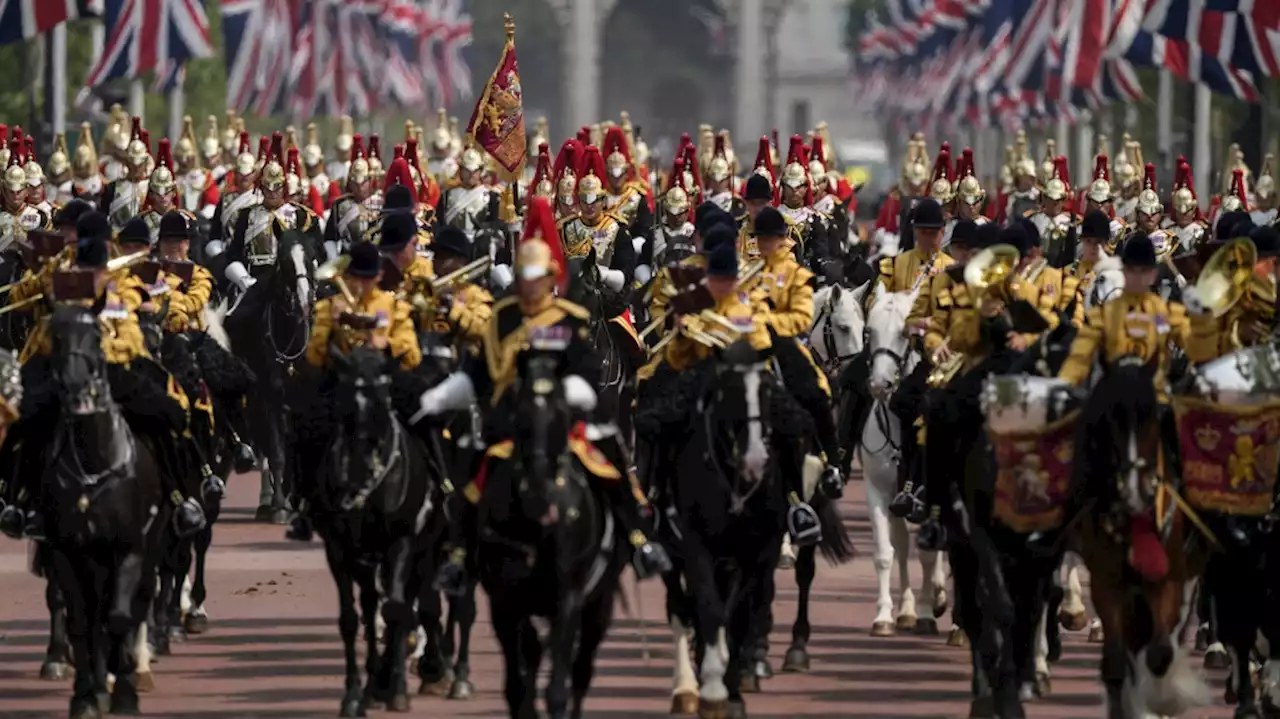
307,289,422,371
665,290,771,373
20,279,148,366
1058,291,1189,400
878,248,955,297
1186,275,1278,363
161,264,214,333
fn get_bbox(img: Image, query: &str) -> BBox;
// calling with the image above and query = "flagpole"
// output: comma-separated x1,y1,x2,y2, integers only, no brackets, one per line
49,23,67,135
129,80,144,120
1156,69,1172,170
1193,84,1211,212
168,68,185,141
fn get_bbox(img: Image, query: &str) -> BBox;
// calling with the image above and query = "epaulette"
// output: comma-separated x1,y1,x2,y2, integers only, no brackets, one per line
602,210,628,227
555,214,579,231
554,297,591,320
878,256,893,276
950,283,974,307
936,288,954,308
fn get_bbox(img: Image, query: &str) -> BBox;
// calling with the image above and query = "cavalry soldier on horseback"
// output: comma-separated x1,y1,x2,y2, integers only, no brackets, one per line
650,185,694,271
437,142,501,241
601,126,651,232
874,133,928,251
411,200,671,593
0,212,213,540
46,132,74,207
377,212,435,296
69,123,104,207
1003,132,1040,223
1064,210,1113,323
206,131,260,260
23,139,57,218
325,135,380,261
551,139,583,221
136,140,197,245
0,140,51,252
738,172,776,261
1080,152,1127,252
1112,136,1143,223
173,116,219,220
302,123,340,216
225,137,320,296
1167,158,1208,254
1057,233,1189,580
408,225,493,349
99,117,152,230
776,135,832,266
752,205,844,542
951,148,988,227
1028,156,1076,268
704,132,745,220
288,241,423,542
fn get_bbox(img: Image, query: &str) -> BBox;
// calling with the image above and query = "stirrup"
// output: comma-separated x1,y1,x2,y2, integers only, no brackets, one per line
787,503,822,547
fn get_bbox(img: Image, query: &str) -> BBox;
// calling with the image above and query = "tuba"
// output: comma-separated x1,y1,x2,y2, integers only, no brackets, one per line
1193,237,1271,348
964,244,1023,313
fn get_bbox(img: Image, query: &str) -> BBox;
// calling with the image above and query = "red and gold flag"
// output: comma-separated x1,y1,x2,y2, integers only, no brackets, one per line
466,14,526,177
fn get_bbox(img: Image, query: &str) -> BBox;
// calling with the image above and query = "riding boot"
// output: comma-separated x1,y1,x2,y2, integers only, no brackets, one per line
167,436,209,539
778,438,821,546
1,423,52,540
888,361,928,519
434,453,486,596
593,433,672,580
807,394,846,499
836,355,871,475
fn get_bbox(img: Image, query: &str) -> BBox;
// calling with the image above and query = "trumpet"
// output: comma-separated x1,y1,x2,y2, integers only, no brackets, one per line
314,255,358,306
638,313,666,341
0,249,153,316
431,256,491,293
926,341,965,388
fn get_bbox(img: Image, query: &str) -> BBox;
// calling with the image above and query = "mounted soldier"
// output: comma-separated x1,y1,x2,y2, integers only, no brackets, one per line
70,122,104,207
776,135,832,268
206,130,260,261
704,132,745,220
952,148,989,227
601,126,651,234
1028,156,1076,268
1112,136,1144,223
302,122,340,218
1003,131,1040,223
0,212,214,540
287,240,423,542
98,105,131,183
325,135,381,261
1079,151,1127,252
172,116,219,220
412,199,671,593
136,140,198,245
738,168,775,261
550,139,582,221
1167,158,1208,255
438,141,501,243
202,114,227,189
44,133,73,208
810,135,850,251
927,146,955,246
326,115,354,188
0,140,51,253
98,117,152,230
651,184,694,271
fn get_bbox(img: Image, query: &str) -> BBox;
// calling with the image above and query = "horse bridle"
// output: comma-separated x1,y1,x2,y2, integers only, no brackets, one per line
699,368,771,515
810,290,859,376
860,345,909,457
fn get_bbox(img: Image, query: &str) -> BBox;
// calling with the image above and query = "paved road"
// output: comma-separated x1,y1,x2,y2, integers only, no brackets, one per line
0,471,1233,718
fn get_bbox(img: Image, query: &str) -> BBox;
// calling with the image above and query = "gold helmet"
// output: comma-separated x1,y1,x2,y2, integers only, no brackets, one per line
285,146,305,197
335,115,354,155
1257,154,1275,200
259,133,286,191
149,139,176,196
1013,130,1037,179
431,108,451,155
22,138,44,189
108,104,130,154
1087,153,1112,204
1042,155,1070,202
1136,162,1162,216
3,140,25,193
901,133,930,187
175,115,199,170
1221,167,1249,213
1039,139,1057,185
956,148,984,206
665,185,690,217
1171,158,1199,216
1116,136,1143,191
780,134,810,192
303,122,324,169
603,126,633,181
234,130,255,178
530,141,554,198
366,134,384,183
125,117,151,169
459,140,484,173
577,145,606,203
47,132,70,180
928,144,953,203
202,115,221,162
221,110,240,154
73,122,97,180
808,134,828,182
347,134,370,186
529,116,548,161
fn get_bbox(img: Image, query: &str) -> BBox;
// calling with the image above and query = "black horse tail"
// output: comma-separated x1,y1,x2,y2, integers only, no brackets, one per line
813,491,856,566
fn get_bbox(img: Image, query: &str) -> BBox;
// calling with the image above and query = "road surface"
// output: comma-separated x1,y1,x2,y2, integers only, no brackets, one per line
0,470,1233,718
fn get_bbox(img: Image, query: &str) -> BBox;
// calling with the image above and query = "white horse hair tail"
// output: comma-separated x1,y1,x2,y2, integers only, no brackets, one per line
204,297,231,350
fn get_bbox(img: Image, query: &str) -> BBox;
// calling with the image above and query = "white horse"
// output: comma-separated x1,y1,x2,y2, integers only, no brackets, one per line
860,284,948,636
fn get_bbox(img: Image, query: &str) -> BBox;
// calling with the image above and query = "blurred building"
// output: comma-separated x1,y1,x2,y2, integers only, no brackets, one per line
774,0,874,142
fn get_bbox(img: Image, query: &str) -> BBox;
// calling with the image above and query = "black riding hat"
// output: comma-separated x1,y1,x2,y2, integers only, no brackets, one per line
754,206,787,238
701,223,737,255
432,225,471,260
382,184,415,215
1121,233,1158,267
376,213,418,252
1081,209,1111,241
744,173,773,202
707,242,738,277
118,217,151,247
347,241,382,278
158,211,189,241
53,199,93,229
949,219,978,249
75,235,108,268
911,198,945,229
75,211,112,245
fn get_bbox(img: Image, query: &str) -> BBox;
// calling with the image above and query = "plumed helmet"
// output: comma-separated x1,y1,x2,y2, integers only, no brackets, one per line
531,142,554,199
126,117,149,167
202,115,221,161
335,115,353,154
348,134,370,186
285,147,305,197
383,156,414,196
255,135,271,171
1171,159,1199,217
1087,154,1113,204
602,126,632,181
259,134,286,191
808,135,828,181
1039,139,1058,185
47,132,70,179
149,139,176,195
1042,156,1070,202
1136,162,1162,216
519,196,566,291
175,115,199,168
431,108,451,153
780,134,809,190
234,130,255,177
22,137,44,188
956,148,984,205
3,140,25,192
928,147,953,203
1221,168,1249,213
459,144,484,173
902,136,930,187
367,134,384,180
220,111,239,153
73,123,97,180
1257,154,1276,200
577,145,607,203
303,122,324,168
665,185,690,217
708,133,732,183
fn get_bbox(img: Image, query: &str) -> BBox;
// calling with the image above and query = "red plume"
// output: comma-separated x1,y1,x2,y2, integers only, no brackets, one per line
11,127,23,150
753,136,774,181
368,134,382,162
270,132,284,165
785,134,805,168
5,140,21,170
577,127,591,145
577,145,607,195
553,139,583,192
939,142,952,177
383,157,414,193
23,135,35,163
139,129,151,156
0,125,8,147
1230,167,1249,208
405,139,423,174
531,142,553,192
1093,154,1110,182
810,136,826,173
130,116,142,142
1143,162,1157,192
393,144,405,161
1055,155,1070,189
350,134,365,163
1179,160,1197,199
680,142,701,191
960,147,975,177
714,133,726,158
256,136,271,164
155,138,172,171
668,153,686,193
930,149,951,187
521,196,567,293
237,130,250,156
286,146,302,178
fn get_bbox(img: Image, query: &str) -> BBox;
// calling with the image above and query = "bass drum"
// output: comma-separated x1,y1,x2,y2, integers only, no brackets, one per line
981,374,1077,436
1192,343,1280,405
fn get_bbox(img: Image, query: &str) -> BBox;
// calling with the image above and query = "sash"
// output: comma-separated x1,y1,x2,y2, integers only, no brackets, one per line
109,182,137,218
444,186,488,226
338,201,363,240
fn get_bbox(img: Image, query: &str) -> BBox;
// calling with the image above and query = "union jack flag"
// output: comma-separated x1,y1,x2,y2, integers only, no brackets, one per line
221,0,300,116
84,0,214,89
0,0,102,44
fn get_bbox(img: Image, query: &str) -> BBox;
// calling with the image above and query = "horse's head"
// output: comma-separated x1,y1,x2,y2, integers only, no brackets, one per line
866,286,916,401
1081,359,1162,515
810,281,866,374
273,229,314,314
706,340,774,485
330,345,396,491
49,303,111,416
511,349,575,523
1086,256,1126,312
564,251,602,311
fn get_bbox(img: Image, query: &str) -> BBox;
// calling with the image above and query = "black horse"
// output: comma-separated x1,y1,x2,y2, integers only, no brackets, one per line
41,303,168,718
565,252,637,447
223,229,314,524
475,351,628,719
313,345,436,717
661,342,791,719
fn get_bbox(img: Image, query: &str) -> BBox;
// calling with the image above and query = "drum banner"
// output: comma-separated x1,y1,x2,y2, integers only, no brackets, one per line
992,411,1080,533
1173,396,1280,516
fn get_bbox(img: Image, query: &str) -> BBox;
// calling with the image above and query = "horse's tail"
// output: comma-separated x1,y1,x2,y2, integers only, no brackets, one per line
203,297,231,351
813,491,856,566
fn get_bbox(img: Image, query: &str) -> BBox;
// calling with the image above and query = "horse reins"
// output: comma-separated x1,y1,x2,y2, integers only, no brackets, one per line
810,291,859,376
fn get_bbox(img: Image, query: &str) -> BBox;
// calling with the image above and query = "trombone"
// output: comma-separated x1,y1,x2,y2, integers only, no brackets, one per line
0,249,152,316
430,256,491,293
314,255,358,306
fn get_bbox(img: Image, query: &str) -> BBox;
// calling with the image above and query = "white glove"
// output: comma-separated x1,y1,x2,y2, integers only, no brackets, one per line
652,235,666,259
200,204,216,220
634,264,653,285
323,240,340,262
632,236,645,254
1181,285,1208,315
490,264,514,289
204,240,226,258
225,261,257,291
409,373,476,426
563,375,598,412
600,268,625,292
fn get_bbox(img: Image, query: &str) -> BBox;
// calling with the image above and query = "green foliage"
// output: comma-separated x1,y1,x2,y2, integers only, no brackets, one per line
844,0,884,54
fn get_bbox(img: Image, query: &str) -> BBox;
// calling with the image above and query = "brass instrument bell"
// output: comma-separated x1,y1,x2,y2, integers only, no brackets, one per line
964,244,1022,311
1194,238,1255,319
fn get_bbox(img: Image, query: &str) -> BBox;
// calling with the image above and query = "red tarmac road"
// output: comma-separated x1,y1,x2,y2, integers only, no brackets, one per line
0,470,1234,718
